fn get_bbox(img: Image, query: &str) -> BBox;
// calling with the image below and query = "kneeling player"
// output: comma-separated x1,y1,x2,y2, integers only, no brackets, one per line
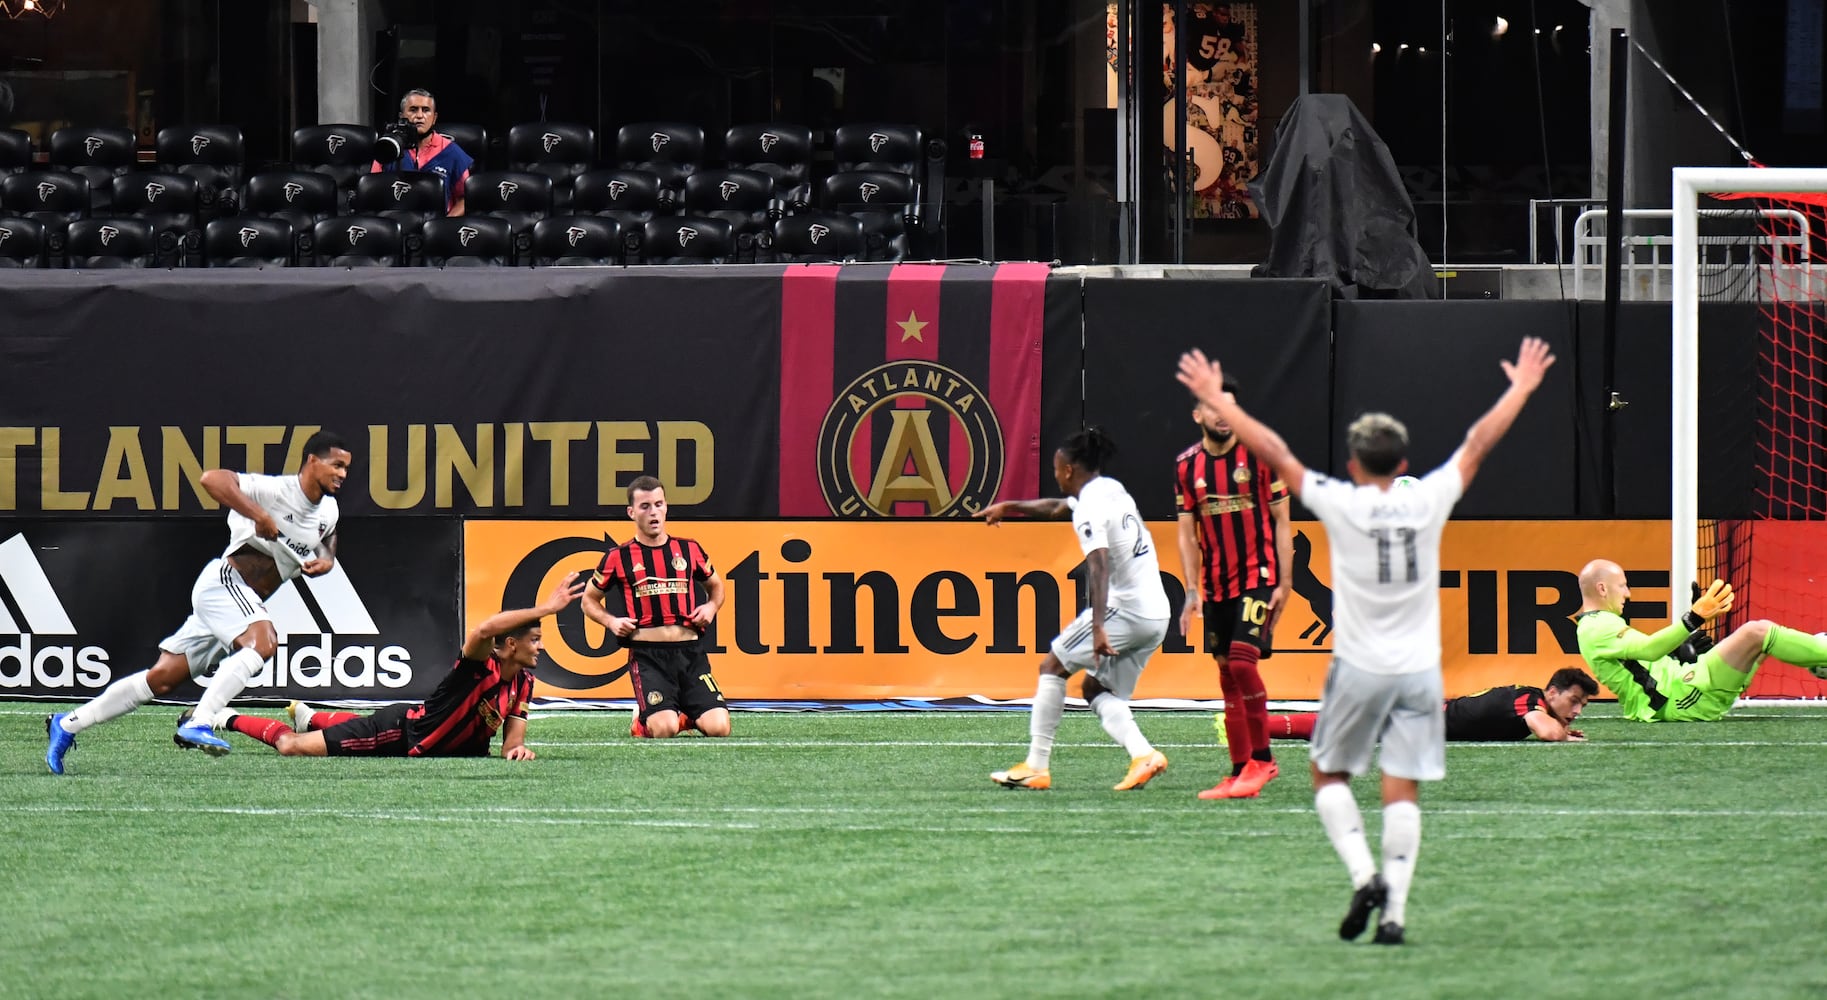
220,573,585,759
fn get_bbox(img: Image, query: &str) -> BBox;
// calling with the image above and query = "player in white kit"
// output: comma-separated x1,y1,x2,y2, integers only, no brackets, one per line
45,430,353,773
1177,338,1554,945
981,427,1174,792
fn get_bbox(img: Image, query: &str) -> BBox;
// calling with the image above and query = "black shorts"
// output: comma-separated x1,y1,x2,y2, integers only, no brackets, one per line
1203,587,1277,657
627,640,727,721
320,702,412,757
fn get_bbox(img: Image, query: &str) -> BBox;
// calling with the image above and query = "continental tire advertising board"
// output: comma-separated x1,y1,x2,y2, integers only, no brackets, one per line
464,519,1672,702
0,520,459,701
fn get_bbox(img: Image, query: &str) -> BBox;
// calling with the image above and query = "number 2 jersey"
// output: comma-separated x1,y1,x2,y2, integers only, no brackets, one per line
1299,462,1464,675
1067,476,1170,621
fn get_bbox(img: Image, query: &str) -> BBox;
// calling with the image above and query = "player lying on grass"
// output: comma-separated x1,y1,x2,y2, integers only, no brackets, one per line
1575,560,1827,722
1246,667,1599,743
215,573,586,759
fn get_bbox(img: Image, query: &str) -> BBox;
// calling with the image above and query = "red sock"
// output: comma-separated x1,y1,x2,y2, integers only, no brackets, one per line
1269,712,1318,740
1216,661,1250,768
1227,642,1271,757
228,714,293,748
313,711,360,730
679,714,697,732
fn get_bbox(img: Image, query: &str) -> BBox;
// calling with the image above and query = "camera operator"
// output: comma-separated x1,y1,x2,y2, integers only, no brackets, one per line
370,88,472,216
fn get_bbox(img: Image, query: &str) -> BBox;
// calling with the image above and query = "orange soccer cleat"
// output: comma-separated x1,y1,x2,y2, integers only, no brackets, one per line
990,762,1052,790
1112,750,1168,791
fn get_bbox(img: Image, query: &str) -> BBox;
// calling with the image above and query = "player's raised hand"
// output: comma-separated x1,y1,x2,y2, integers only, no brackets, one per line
1500,337,1557,393
544,571,588,613
1691,579,1734,620
1175,349,1226,406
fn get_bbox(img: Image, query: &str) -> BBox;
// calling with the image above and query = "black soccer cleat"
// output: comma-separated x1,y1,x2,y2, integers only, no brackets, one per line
1338,873,1388,941
1372,921,1405,945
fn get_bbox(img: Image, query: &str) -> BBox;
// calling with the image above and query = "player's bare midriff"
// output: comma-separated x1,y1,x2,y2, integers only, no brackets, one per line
629,624,700,643
227,547,284,599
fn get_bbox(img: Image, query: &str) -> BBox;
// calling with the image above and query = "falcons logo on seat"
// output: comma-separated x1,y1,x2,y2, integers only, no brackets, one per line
83,136,104,156
346,225,367,244
457,226,479,247
0,229,12,247
144,182,165,202
391,180,412,201
97,225,120,246
759,132,780,153
676,227,697,247
807,223,829,245
868,132,890,153
326,135,346,154
718,180,740,201
541,132,563,153
282,181,304,202
191,135,212,156
237,226,259,248
607,180,627,200
565,226,587,247
497,180,519,200
650,132,671,153
36,182,56,202
859,182,880,202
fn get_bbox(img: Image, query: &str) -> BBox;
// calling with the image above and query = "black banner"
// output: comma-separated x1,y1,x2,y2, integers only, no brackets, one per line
0,518,460,702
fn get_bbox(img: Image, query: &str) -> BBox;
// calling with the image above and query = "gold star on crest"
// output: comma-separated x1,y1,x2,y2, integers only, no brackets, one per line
897,311,929,342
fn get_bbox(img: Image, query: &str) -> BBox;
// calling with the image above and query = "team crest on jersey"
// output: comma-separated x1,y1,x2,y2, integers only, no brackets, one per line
671,556,687,572
1233,467,1251,483
646,690,663,706
816,359,1004,518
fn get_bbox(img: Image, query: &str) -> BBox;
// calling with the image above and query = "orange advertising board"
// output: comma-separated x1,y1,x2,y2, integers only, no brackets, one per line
463,520,1671,702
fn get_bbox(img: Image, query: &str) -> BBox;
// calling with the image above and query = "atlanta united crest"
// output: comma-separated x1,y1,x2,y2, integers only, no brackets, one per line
817,359,1004,517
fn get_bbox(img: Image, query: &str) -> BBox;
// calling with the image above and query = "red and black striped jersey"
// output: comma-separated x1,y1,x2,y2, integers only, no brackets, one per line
1443,685,1545,742
591,536,715,629
1174,440,1287,601
406,656,533,757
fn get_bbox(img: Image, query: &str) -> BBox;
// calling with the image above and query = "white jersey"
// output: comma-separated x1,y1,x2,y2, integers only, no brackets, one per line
221,472,339,583
1299,461,1464,675
1067,476,1170,620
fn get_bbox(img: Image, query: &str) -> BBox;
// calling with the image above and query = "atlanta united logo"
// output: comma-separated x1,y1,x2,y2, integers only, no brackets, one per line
816,359,1003,518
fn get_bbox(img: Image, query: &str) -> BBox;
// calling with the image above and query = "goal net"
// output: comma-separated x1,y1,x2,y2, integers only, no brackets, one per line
1677,167,1827,700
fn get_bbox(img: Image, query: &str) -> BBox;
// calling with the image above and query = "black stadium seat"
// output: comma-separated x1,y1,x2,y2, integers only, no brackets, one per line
65,218,156,268
353,171,446,240
49,126,136,212
507,122,594,211
110,172,202,267
242,170,339,239
311,215,402,267
464,170,553,256
435,123,489,168
641,215,731,265
2,171,88,228
532,215,623,266
571,168,666,228
615,122,703,197
725,123,814,210
834,123,925,176
683,168,775,259
156,125,245,217
204,216,294,267
770,211,863,263
821,170,917,261
0,129,33,175
291,125,377,208
419,216,512,267
0,216,49,268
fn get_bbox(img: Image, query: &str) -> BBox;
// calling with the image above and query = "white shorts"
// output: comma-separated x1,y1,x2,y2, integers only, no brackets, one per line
157,558,273,678
1309,657,1445,781
1048,607,1169,700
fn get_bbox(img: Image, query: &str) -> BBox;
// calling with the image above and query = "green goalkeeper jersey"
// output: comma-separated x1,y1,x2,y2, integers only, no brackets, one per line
1574,609,1694,722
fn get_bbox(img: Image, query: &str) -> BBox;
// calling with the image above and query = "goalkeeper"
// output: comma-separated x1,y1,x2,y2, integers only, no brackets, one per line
1574,559,1827,721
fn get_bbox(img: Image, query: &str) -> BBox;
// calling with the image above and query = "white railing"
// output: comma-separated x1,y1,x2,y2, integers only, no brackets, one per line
1528,197,1601,263
1571,207,1810,300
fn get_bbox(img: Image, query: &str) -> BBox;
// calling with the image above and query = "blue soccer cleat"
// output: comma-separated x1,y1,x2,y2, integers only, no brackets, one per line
174,710,232,756
45,713,75,775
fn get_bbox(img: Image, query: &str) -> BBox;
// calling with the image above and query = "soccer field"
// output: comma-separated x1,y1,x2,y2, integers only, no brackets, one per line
4,705,1824,1000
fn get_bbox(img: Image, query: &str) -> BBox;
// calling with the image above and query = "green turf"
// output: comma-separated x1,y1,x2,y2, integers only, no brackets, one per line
3,704,1825,1000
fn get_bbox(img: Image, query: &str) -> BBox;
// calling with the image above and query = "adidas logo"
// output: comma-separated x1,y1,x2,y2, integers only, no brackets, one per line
0,534,110,688
257,561,411,689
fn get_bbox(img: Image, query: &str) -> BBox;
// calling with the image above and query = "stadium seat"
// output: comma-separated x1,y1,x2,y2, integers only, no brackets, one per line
531,215,623,266
683,168,775,260
419,216,512,267
0,130,33,175
64,218,156,268
641,215,732,264
110,172,202,267
507,122,595,211
724,123,814,210
770,211,863,263
1,171,89,228
615,122,703,198
291,125,378,209
0,216,49,267
571,168,667,228
435,123,489,168
203,216,294,267
155,125,245,218
353,170,446,238
464,170,553,257
820,170,918,261
833,123,925,176
242,171,339,257
311,215,403,267
49,126,137,213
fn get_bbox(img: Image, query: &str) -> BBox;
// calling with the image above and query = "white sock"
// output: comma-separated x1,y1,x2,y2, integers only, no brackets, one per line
1315,783,1378,888
1380,801,1422,926
1090,692,1153,758
60,670,156,734
191,646,265,727
1025,674,1067,770
294,703,316,732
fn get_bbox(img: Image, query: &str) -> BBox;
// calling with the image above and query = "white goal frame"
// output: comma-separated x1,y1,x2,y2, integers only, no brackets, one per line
1671,167,1827,594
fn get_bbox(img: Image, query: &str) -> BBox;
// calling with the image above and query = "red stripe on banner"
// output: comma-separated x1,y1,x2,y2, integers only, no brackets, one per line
989,262,1048,501
779,266,840,515
883,265,946,514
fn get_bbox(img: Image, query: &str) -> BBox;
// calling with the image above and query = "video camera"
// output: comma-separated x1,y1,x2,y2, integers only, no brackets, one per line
374,119,419,163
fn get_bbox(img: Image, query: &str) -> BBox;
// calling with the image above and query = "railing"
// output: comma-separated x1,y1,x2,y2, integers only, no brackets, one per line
1570,208,1811,300
1528,197,1601,264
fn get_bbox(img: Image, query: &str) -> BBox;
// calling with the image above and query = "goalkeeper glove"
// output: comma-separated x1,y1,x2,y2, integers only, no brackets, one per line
1682,579,1734,632
1672,629,1714,664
